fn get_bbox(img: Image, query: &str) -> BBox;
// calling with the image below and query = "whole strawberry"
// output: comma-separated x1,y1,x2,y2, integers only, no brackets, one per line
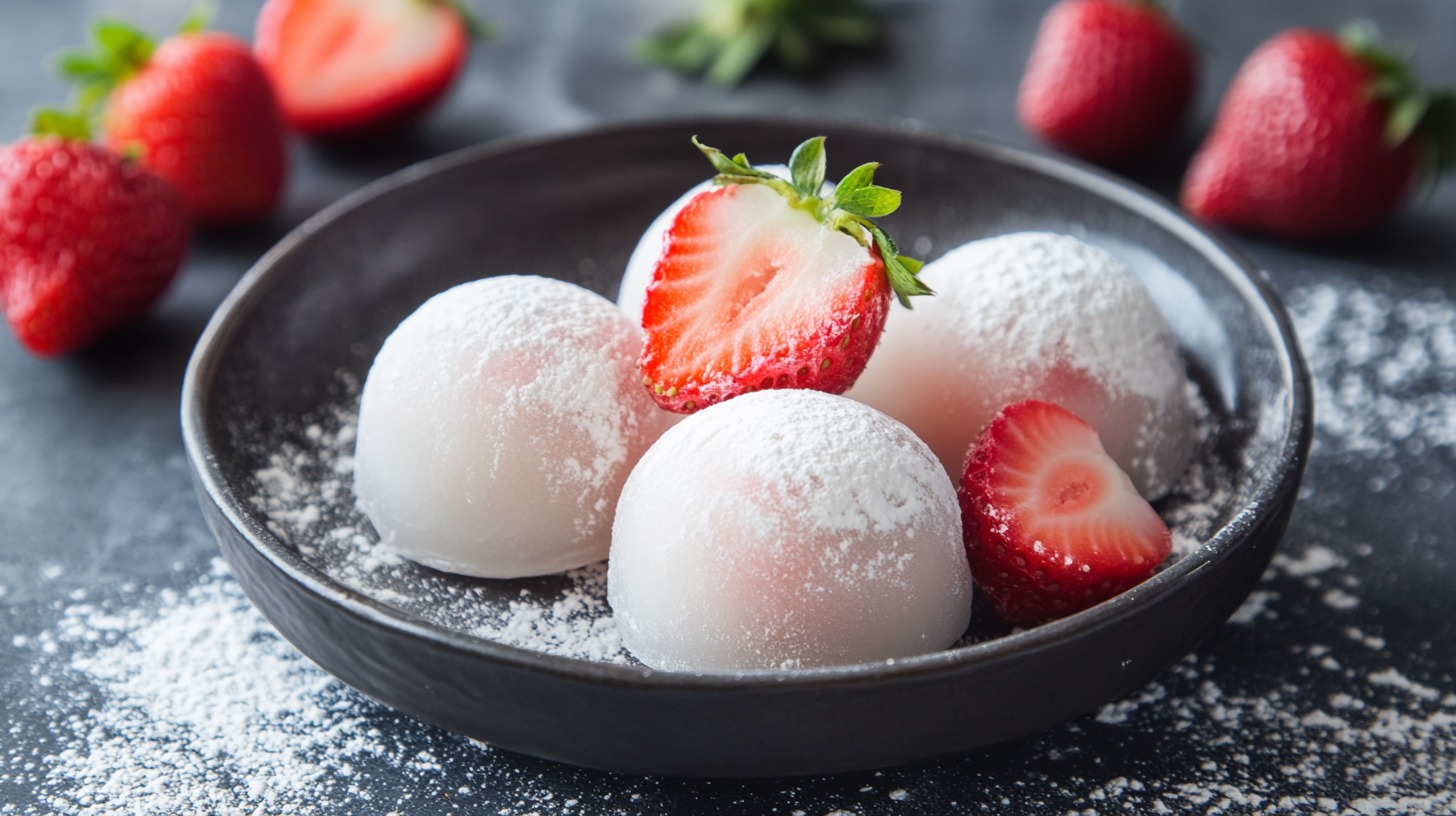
61,15,287,225
0,133,187,357
255,0,485,139
959,400,1172,626
639,136,929,414
1017,0,1197,163
1182,25,1456,239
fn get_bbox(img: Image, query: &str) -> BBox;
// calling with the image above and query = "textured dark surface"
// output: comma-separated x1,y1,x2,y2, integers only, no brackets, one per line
2,1,1454,813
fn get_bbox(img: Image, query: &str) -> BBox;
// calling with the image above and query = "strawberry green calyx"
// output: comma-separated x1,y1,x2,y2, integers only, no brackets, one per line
693,135,932,307
641,0,880,88
57,20,160,119
30,108,93,141
437,0,499,40
1341,22,1456,176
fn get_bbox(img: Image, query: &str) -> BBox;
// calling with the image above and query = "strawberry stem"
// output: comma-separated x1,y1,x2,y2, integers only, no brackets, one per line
640,0,881,88
54,18,159,137
1341,21,1456,177
30,108,93,141
692,135,932,307
438,0,499,40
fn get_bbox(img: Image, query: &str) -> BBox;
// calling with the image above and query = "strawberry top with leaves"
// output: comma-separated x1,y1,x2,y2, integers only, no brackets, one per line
1181,25,1456,239
58,13,287,225
255,0,484,139
638,136,928,414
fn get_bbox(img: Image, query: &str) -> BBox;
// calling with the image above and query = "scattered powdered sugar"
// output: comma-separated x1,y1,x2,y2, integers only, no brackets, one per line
245,351,1235,668
1289,283,1456,459
8,278,1451,814
249,387,632,664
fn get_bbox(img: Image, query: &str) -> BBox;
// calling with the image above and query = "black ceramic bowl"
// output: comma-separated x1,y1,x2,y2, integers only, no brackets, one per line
181,118,1311,778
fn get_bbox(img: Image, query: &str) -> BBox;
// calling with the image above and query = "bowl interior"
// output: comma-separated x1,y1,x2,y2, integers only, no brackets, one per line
193,119,1300,680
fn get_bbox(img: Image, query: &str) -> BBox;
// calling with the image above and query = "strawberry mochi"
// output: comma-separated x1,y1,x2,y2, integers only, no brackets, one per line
353,275,673,579
629,137,930,414
847,232,1194,500
608,389,973,672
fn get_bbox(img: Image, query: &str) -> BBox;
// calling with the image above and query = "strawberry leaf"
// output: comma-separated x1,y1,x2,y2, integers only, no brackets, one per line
57,53,111,82
50,16,163,140
837,185,900,218
868,225,934,308
1387,92,1430,146
93,20,155,69
691,135,930,307
436,0,498,40
639,0,881,88
692,136,781,184
31,108,93,141
831,162,878,206
178,1,216,35
789,136,827,197
1342,22,1456,179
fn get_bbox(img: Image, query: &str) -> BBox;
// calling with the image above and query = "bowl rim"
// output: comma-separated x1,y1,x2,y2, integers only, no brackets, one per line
181,114,1313,692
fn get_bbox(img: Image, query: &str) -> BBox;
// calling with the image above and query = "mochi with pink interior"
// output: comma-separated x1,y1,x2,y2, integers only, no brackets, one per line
847,232,1194,499
353,275,672,579
608,389,973,672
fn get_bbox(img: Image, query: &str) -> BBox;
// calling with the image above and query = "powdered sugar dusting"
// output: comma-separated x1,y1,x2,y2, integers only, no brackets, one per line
607,390,971,671
352,275,669,579
848,232,1198,499
5,278,1452,814
239,358,1235,667
1290,283,1456,458
248,383,632,664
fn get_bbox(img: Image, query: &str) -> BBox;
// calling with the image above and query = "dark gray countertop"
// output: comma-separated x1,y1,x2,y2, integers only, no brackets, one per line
2,1,1453,814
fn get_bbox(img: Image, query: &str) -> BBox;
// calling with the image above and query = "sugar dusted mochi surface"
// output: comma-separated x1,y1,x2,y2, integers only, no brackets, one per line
608,390,973,672
353,275,672,579
848,232,1195,500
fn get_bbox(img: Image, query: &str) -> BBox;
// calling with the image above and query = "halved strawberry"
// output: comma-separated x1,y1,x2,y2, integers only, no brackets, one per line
959,399,1172,626
254,0,480,139
638,136,929,413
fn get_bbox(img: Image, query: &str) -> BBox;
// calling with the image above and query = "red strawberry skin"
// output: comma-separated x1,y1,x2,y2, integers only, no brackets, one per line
0,138,188,357
105,32,288,226
639,184,891,414
959,400,1172,626
1181,29,1419,239
254,0,469,139
1017,0,1196,163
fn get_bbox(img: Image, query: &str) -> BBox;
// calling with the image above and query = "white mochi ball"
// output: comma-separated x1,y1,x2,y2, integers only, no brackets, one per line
847,232,1194,499
617,164,794,324
608,390,973,672
354,275,673,578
